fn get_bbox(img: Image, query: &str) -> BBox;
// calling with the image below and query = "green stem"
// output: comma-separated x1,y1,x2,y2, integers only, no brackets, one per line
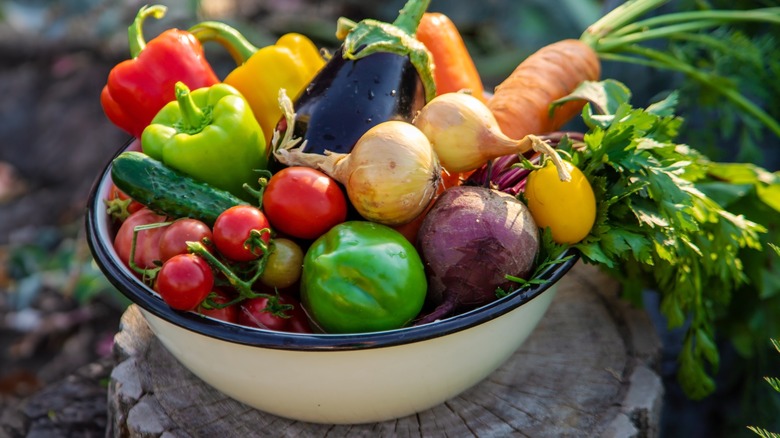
189,21,258,65
186,241,272,301
607,8,780,39
596,9,780,51
393,0,431,35
582,0,670,44
605,46,780,137
581,2,780,138
242,169,273,208
129,5,167,59
665,32,748,54
595,20,723,52
128,221,172,281
175,82,207,132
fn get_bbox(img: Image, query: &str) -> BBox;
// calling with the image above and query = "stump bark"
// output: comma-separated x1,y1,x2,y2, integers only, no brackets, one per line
107,262,663,437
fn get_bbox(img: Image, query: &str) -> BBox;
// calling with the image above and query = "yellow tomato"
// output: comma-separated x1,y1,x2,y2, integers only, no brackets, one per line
525,160,596,244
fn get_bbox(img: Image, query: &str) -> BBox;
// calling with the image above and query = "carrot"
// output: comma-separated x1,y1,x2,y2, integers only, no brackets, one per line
416,12,485,101
486,1,780,140
487,39,600,140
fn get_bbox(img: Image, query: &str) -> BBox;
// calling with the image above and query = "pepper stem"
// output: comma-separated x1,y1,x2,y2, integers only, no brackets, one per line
175,82,207,133
393,0,431,35
129,4,167,59
189,21,259,65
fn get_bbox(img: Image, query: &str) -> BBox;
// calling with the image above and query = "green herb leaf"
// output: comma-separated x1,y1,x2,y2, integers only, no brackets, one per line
569,79,772,399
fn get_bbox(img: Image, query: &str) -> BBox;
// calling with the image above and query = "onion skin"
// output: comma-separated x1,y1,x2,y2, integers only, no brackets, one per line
416,186,539,324
329,121,442,226
413,92,532,173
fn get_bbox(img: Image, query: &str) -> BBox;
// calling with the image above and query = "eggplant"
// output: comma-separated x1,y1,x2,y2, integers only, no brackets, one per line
271,0,435,168
289,47,426,155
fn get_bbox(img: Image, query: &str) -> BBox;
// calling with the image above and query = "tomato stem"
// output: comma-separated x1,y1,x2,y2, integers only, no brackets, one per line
128,221,172,283
186,239,275,302
105,197,134,222
243,169,274,208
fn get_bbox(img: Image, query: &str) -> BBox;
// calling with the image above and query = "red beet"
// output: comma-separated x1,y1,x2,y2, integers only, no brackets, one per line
416,186,539,324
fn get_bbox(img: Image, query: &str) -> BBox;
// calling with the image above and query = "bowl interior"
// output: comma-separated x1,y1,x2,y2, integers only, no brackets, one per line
85,140,580,351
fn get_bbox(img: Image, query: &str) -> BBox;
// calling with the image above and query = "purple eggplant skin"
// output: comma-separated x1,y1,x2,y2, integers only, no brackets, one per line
275,47,426,157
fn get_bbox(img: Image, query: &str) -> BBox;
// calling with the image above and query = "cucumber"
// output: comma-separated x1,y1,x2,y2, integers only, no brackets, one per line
111,151,249,225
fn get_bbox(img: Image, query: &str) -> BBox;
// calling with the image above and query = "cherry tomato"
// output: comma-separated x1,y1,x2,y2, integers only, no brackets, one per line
158,218,213,262
113,208,168,270
238,294,312,333
262,166,347,240
212,205,271,262
106,183,144,222
197,289,239,323
524,160,596,244
260,238,304,289
155,254,214,311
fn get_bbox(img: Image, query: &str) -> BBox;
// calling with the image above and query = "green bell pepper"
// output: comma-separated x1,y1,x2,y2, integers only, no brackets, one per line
301,221,427,333
141,81,267,201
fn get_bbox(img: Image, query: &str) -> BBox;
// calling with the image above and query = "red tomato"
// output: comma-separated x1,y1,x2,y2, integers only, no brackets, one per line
262,166,347,240
106,183,144,222
155,254,214,311
238,294,312,333
113,208,168,270
212,205,271,262
158,218,213,262
197,289,239,323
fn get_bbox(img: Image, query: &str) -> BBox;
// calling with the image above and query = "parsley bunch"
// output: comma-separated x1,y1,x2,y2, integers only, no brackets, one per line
559,80,775,399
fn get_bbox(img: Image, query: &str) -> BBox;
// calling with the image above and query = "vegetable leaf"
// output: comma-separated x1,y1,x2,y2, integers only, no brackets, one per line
569,79,771,399
550,79,631,118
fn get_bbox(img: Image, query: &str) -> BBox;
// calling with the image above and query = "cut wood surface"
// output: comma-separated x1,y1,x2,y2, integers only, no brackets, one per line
108,262,663,438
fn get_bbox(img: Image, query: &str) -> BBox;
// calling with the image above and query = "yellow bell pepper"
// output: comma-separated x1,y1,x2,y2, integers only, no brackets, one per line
190,22,325,142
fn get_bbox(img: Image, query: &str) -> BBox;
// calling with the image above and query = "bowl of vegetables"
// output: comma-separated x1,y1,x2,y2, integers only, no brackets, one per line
86,138,578,425
86,0,585,425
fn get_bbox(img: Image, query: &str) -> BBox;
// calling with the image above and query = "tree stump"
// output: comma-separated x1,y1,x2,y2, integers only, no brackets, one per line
107,262,663,437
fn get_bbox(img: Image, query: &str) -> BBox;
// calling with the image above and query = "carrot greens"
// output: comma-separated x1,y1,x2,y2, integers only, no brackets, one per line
559,80,777,399
580,0,780,137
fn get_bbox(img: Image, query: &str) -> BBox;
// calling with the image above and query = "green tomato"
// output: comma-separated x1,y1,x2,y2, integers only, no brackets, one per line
301,221,427,333
260,238,304,289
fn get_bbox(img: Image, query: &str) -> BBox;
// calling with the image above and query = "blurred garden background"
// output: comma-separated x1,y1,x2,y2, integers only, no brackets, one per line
0,0,778,436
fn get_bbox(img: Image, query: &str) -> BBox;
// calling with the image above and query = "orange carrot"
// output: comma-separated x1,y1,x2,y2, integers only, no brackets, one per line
416,12,486,101
484,1,780,141
487,39,600,140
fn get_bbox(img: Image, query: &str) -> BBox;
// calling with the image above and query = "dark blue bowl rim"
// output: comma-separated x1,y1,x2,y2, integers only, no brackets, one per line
85,140,580,352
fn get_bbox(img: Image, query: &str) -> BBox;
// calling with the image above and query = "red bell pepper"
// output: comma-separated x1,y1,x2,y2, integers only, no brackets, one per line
100,5,219,138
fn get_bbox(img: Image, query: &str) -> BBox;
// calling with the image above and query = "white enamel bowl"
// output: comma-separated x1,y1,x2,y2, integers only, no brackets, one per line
85,141,578,425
